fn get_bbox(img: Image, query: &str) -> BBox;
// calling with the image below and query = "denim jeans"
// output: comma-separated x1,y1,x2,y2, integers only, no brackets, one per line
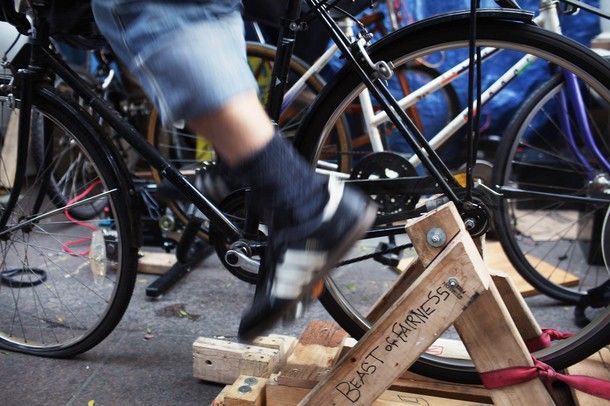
92,0,257,124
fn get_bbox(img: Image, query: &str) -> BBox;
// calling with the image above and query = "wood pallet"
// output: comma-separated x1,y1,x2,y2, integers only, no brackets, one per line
195,321,609,405
137,251,177,275
194,203,607,405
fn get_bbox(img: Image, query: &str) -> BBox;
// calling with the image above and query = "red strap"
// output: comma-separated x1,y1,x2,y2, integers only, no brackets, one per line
525,328,575,352
62,180,101,256
480,357,610,401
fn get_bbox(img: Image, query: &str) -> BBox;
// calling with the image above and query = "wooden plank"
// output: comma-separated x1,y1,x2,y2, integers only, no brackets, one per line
405,203,462,268
566,346,610,406
376,389,489,405
454,281,555,405
485,241,579,296
344,336,490,402
392,376,491,403
253,334,298,369
224,375,267,406
266,374,310,406
276,320,348,389
424,337,469,360
300,230,490,405
490,271,542,343
193,337,280,384
137,251,177,275
267,373,490,406
0,110,18,188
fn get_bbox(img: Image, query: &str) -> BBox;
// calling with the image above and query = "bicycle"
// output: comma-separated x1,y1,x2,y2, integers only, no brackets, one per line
0,0,608,387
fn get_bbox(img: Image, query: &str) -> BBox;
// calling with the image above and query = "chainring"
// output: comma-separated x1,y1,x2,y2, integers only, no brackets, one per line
350,151,419,216
208,189,265,284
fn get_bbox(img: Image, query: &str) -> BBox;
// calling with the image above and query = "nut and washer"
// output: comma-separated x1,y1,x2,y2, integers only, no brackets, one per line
426,227,446,248
244,377,258,385
464,218,476,230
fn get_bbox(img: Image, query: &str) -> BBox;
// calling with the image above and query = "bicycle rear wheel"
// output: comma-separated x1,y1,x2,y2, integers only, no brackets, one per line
294,11,610,383
0,86,139,357
494,72,610,304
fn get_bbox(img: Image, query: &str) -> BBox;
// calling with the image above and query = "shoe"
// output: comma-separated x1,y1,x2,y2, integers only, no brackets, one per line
194,160,242,204
238,178,377,341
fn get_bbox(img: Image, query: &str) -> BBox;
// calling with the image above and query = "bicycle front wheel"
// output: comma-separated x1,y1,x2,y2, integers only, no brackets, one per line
0,86,139,357
294,11,610,383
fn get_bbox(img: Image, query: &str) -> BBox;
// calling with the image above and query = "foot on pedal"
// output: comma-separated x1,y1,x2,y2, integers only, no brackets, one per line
238,179,377,340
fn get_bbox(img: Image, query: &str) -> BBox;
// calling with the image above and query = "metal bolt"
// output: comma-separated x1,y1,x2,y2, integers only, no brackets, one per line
464,218,476,230
426,228,446,248
244,377,258,385
238,385,252,394
447,278,459,287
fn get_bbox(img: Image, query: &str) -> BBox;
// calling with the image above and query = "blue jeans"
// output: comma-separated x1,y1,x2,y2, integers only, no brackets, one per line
92,0,258,124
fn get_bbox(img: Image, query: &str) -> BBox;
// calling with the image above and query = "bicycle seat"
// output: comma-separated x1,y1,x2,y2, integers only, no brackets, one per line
1,0,106,49
44,0,106,48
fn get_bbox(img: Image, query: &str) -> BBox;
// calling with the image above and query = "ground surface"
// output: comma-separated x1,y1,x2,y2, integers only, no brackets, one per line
0,249,592,405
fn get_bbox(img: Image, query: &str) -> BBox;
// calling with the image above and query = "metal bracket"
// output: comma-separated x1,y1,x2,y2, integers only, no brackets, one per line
354,36,393,80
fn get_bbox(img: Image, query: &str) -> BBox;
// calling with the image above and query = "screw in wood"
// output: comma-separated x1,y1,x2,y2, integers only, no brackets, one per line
426,227,446,248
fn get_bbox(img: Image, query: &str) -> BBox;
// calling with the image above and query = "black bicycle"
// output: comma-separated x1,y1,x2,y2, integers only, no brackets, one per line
0,0,608,385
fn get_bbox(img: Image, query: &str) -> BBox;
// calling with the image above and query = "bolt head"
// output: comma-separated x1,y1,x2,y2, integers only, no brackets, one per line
426,228,446,248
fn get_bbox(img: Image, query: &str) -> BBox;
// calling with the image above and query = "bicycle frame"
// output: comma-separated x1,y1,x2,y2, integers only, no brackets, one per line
260,1,466,206
0,0,455,247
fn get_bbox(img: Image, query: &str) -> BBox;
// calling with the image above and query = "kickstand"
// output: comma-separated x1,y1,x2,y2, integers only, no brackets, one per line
146,215,214,298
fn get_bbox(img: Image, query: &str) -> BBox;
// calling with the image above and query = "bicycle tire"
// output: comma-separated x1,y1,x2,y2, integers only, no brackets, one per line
494,72,610,304
0,85,139,357
294,11,610,384
29,108,107,220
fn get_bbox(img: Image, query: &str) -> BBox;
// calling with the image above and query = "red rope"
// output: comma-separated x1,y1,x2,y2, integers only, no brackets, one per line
480,356,610,401
525,328,575,352
62,180,101,256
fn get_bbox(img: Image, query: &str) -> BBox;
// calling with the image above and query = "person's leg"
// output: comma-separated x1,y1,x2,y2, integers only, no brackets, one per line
92,0,376,339
187,91,273,166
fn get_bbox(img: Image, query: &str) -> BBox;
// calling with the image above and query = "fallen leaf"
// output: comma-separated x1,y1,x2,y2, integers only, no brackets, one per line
88,400,95,406
345,282,358,293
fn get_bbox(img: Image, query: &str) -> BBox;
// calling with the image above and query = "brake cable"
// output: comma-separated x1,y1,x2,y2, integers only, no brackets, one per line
466,0,483,201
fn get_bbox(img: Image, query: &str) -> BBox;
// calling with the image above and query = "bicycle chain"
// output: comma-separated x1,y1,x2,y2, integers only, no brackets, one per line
336,241,413,268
